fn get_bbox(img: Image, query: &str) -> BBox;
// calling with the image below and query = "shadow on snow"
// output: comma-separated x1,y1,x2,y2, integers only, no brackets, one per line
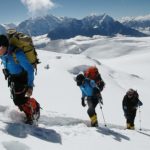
96,126,130,142
3,122,62,144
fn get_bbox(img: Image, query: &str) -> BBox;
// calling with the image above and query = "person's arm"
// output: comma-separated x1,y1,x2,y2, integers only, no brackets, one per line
15,50,34,97
138,100,143,106
133,97,143,110
80,86,86,98
80,86,86,107
122,96,128,112
133,91,143,107
15,50,34,87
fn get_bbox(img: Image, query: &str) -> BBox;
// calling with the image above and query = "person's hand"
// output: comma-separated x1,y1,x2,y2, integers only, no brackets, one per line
81,97,86,107
26,87,33,97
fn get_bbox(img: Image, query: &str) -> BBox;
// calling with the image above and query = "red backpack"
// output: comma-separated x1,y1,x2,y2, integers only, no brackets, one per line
84,66,99,81
84,66,105,91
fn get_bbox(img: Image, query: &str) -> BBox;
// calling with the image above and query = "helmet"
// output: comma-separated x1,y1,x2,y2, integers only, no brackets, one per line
76,74,85,86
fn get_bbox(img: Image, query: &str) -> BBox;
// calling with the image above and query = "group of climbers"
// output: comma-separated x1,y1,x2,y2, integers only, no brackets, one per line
75,66,143,129
0,30,143,129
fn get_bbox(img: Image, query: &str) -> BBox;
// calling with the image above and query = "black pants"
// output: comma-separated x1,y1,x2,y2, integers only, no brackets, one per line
87,97,99,117
125,109,137,126
9,71,28,106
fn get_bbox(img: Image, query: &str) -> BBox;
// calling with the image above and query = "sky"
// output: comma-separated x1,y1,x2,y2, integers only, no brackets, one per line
0,0,150,24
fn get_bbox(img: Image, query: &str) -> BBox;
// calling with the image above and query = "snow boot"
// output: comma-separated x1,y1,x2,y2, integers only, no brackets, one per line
90,114,98,127
126,123,135,130
126,123,131,129
129,125,135,130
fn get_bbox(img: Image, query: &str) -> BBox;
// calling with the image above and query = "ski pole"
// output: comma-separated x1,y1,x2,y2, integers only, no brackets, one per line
99,100,107,127
138,106,142,130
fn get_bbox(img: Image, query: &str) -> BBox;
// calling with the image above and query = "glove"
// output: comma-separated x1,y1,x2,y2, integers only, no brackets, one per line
26,87,33,97
81,97,86,107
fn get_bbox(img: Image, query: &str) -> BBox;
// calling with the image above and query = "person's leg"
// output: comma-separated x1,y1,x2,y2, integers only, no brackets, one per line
129,110,136,129
10,72,40,124
9,73,32,122
126,118,131,129
10,82,27,106
87,97,98,127
126,111,136,129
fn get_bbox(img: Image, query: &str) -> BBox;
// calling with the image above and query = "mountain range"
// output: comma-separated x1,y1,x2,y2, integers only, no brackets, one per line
0,14,150,39
47,14,146,40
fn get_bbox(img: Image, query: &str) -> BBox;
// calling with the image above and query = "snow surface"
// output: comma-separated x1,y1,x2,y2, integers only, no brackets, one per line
0,36,150,150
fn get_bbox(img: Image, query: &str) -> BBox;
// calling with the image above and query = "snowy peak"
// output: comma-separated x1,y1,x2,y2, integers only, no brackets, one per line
48,14,146,40
82,14,114,29
83,14,114,24
2,23,17,30
0,24,6,34
121,14,150,35
17,14,62,36
121,14,150,22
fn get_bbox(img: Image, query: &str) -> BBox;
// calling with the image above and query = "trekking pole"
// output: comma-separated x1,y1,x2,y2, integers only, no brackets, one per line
138,106,142,131
99,100,107,127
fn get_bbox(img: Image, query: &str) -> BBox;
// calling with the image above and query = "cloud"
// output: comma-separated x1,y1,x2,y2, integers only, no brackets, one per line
21,0,55,17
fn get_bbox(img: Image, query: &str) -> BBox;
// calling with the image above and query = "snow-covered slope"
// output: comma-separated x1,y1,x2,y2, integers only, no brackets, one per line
0,36,150,150
42,35,150,57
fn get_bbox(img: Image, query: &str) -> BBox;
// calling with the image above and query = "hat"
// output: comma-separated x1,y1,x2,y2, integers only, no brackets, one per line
126,88,135,97
0,35,9,48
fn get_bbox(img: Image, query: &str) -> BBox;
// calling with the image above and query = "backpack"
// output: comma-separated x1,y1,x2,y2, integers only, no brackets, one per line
84,66,99,80
7,29,40,74
84,66,105,91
